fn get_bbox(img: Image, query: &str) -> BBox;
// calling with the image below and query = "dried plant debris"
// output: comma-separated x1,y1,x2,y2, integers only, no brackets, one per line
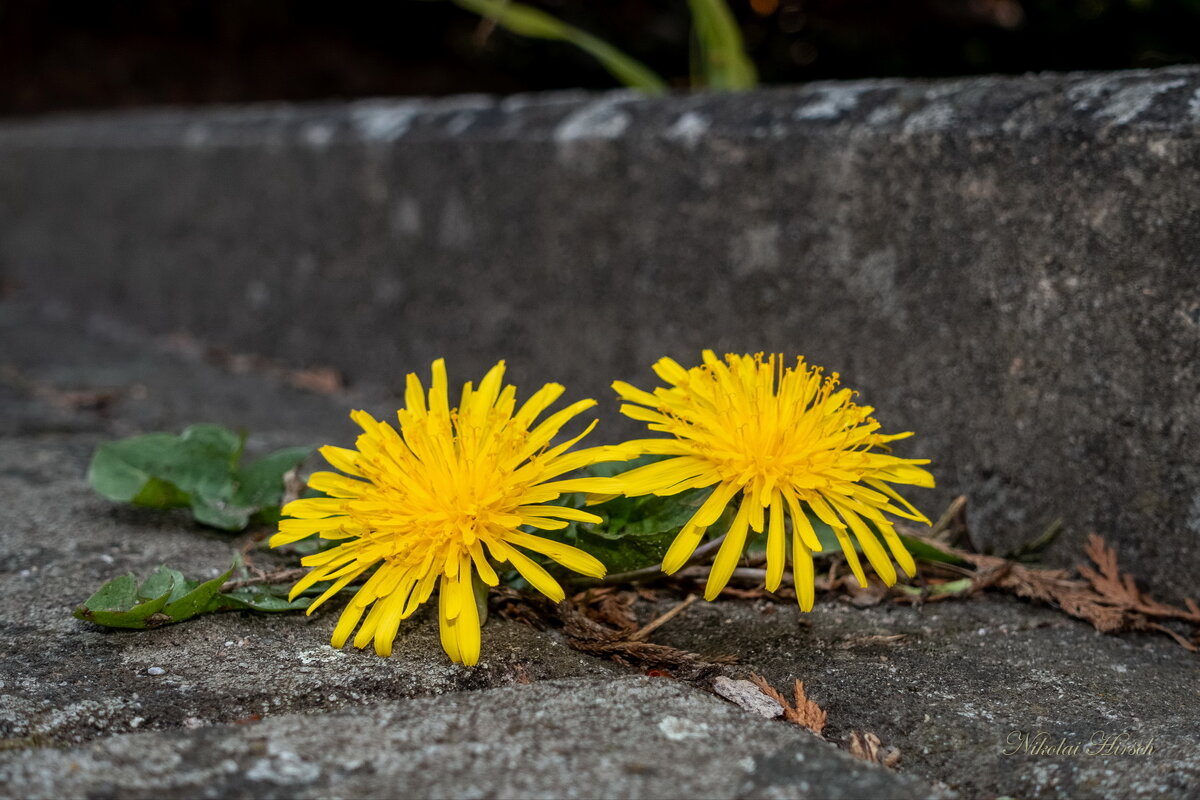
846,730,901,768
959,533,1200,650
748,674,828,735
490,587,733,680
167,334,346,396
0,363,136,415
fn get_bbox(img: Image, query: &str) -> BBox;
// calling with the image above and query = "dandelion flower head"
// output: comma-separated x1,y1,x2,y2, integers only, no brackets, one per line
271,359,628,665
607,351,934,609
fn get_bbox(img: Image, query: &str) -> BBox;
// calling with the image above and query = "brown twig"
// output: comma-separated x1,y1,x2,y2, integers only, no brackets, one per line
490,587,733,680
629,594,697,642
220,567,307,592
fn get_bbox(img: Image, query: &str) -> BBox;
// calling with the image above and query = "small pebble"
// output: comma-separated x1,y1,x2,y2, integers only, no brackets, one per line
712,676,784,719
147,667,165,676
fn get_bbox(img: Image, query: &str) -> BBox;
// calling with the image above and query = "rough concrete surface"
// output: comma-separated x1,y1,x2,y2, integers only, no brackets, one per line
2,306,1197,799
0,678,932,800
3,69,1200,599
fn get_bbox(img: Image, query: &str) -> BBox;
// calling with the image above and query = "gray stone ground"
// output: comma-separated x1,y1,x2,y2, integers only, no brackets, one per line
2,305,1197,799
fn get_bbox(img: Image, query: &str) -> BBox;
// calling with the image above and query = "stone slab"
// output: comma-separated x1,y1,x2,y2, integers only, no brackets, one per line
0,678,929,800
654,595,1199,799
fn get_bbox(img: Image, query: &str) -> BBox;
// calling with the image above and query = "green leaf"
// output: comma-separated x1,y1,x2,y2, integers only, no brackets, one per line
87,425,311,532
190,495,253,532
88,434,191,505
234,446,311,509
130,476,190,508
208,585,311,613
565,529,678,574
894,577,974,598
78,574,139,611
73,574,173,629
451,0,668,93
74,562,312,629
584,488,710,540
687,0,757,90
897,533,970,567
137,566,187,603
162,567,235,619
551,478,737,574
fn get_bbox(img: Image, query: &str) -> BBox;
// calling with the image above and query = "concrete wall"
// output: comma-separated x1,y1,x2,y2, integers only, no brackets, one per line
2,68,1198,596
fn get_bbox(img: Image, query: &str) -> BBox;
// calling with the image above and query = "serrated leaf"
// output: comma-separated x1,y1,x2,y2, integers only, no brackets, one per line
570,488,697,540
566,529,678,574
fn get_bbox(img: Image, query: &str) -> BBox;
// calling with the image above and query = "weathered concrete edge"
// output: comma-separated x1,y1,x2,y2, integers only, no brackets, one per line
3,67,1200,149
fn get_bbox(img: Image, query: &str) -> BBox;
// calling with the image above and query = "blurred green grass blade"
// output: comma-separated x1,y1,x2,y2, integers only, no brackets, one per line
452,0,668,93
687,0,757,90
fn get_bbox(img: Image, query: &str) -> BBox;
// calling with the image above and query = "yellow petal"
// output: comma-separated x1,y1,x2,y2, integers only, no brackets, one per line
691,481,741,528
320,445,364,477
331,601,366,649
793,537,815,612
496,541,565,602
452,574,481,666
507,531,606,578
661,523,708,575
438,575,460,663
765,491,785,592
833,500,897,586
281,498,346,519
704,496,752,601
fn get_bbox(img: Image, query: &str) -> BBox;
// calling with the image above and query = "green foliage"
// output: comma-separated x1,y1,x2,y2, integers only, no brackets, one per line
561,488,711,573
534,457,728,575
687,0,757,89
451,0,668,93
896,533,969,567
893,577,974,598
73,563,311,629
450,0,757,92
88,424,311,531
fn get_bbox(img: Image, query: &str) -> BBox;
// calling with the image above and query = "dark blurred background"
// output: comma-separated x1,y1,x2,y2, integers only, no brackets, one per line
2,0,1199,116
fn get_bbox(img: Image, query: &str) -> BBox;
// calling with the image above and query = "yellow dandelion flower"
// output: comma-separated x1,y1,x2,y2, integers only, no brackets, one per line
606,351,935,610
270,359,629,666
